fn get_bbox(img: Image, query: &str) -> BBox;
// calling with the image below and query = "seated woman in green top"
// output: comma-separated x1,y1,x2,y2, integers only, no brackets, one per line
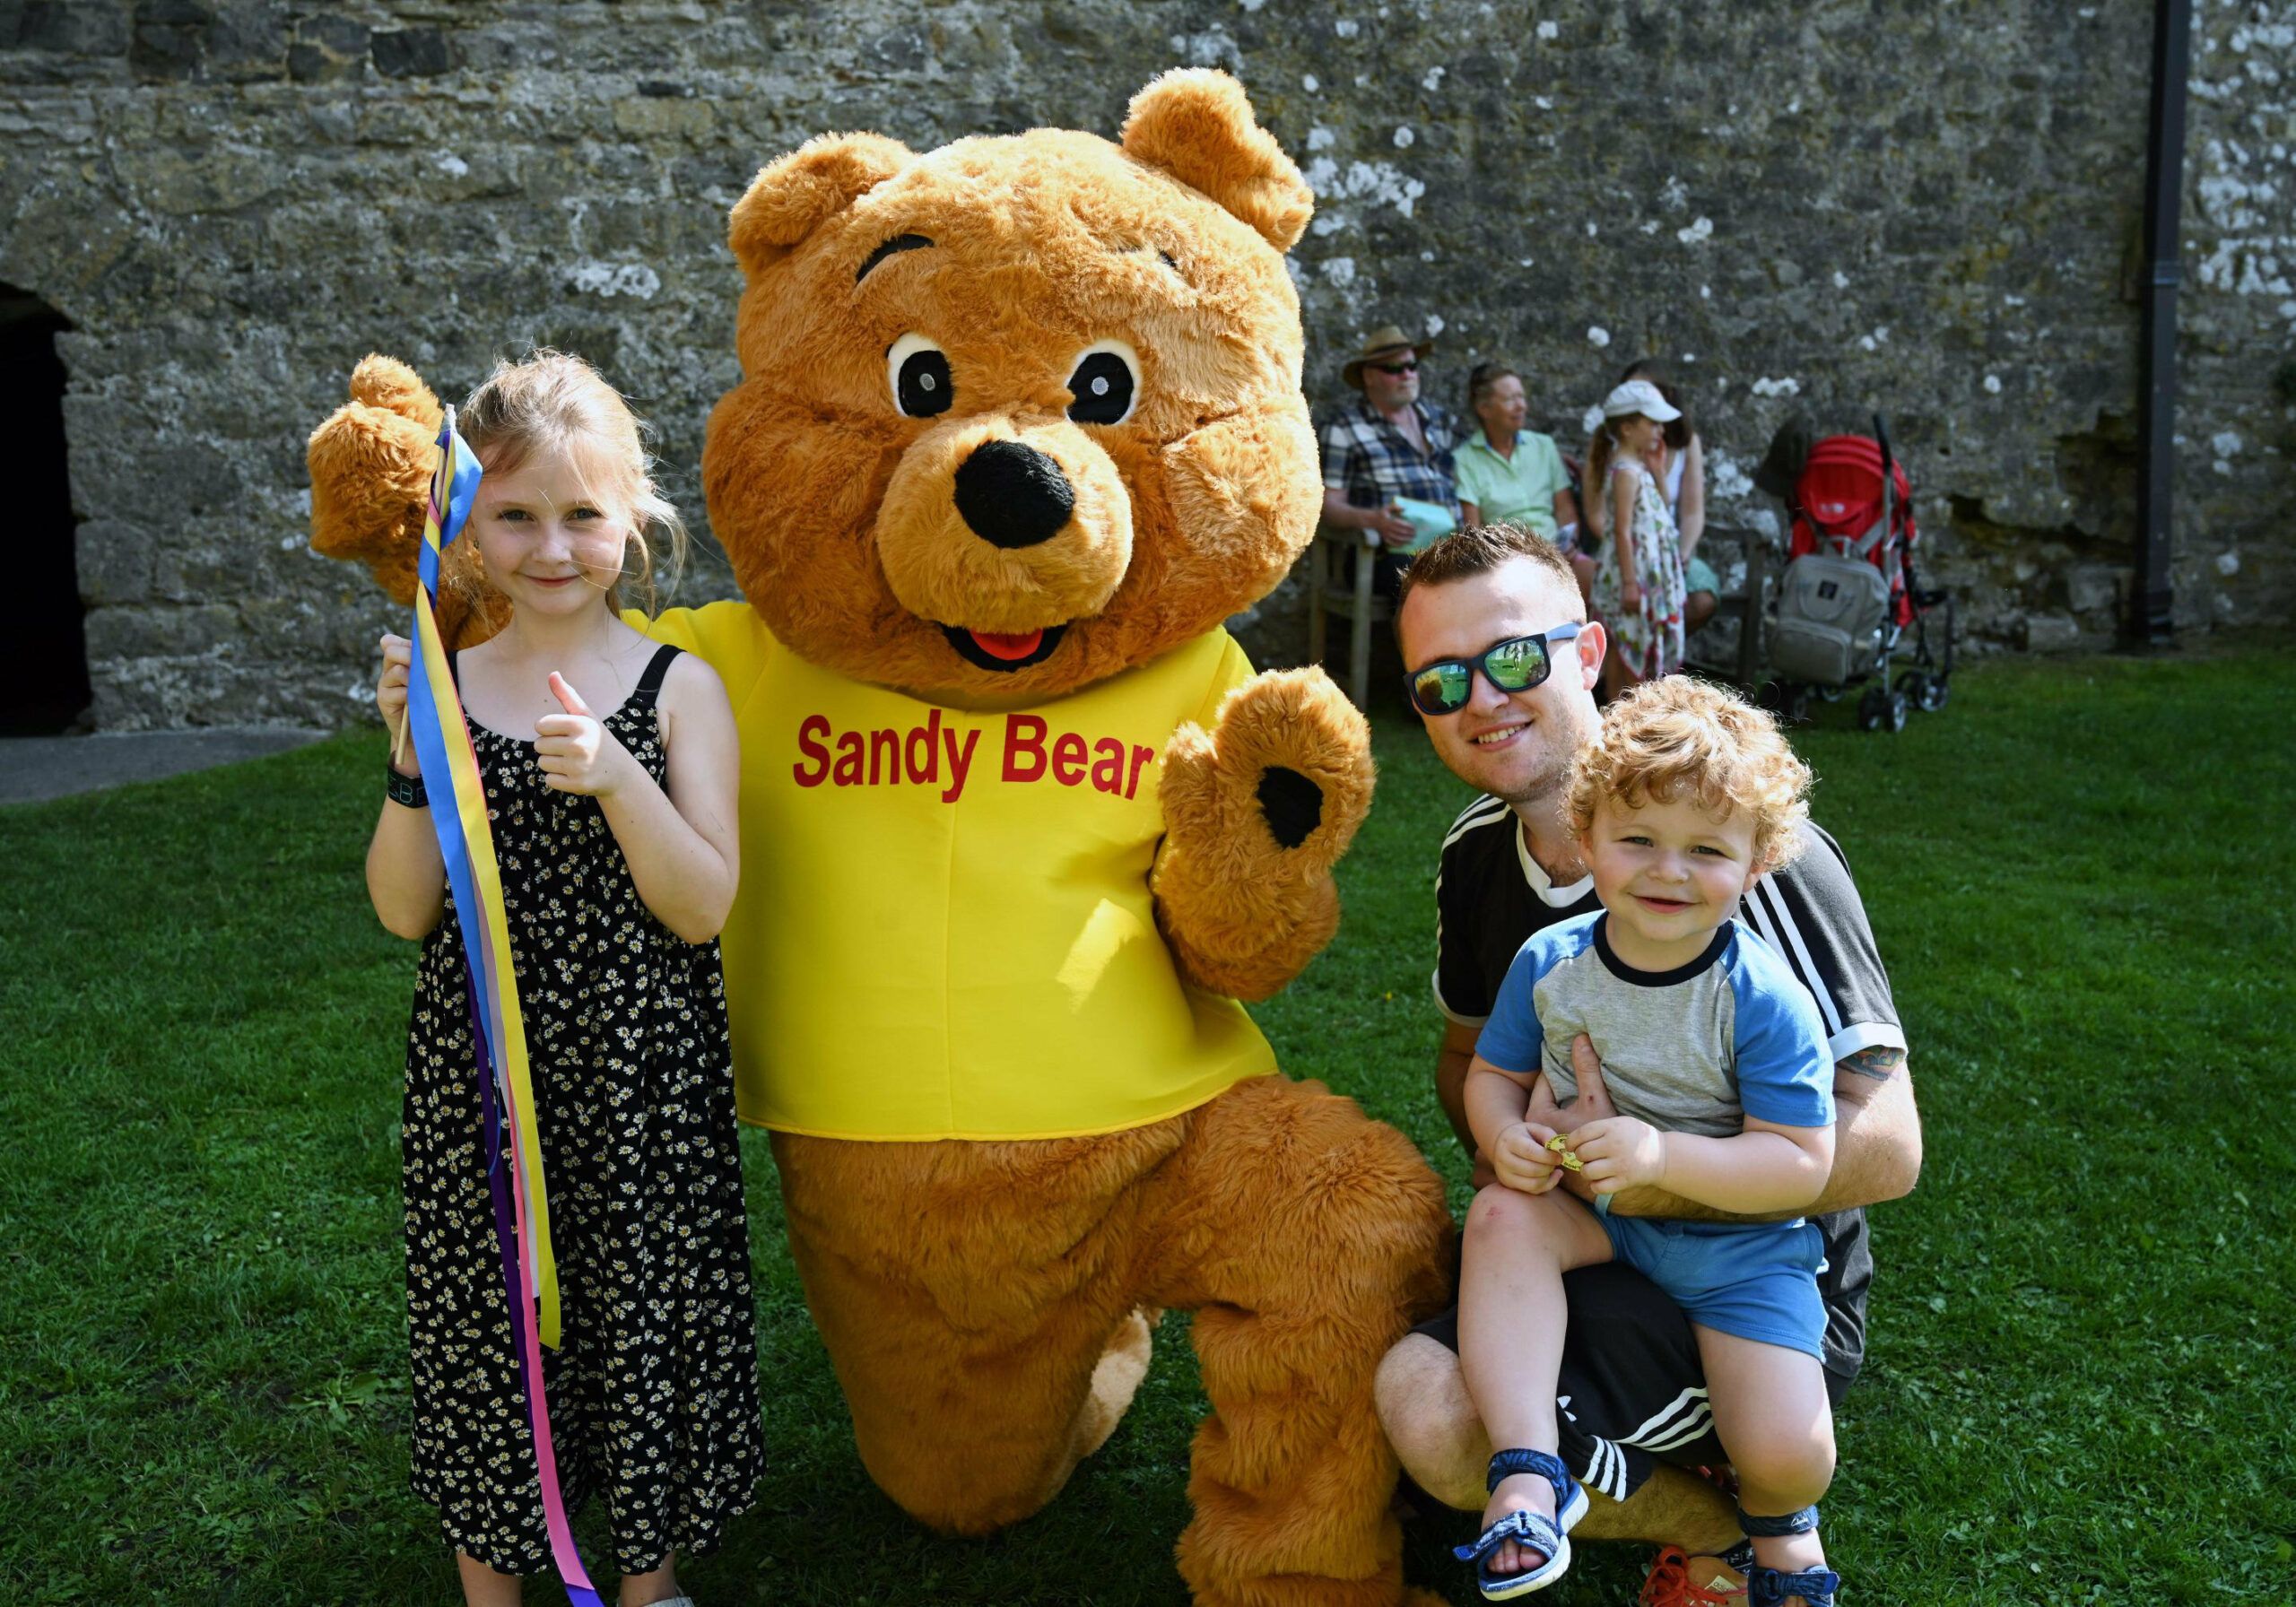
1453,362,1580,546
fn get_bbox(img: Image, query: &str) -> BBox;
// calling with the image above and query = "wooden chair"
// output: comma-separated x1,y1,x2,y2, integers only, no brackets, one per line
1682,526,1771,689
1303,521,1390,708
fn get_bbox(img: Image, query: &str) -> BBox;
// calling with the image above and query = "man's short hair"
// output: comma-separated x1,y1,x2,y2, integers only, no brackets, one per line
1565,676,1813,872
1396,523,1584,620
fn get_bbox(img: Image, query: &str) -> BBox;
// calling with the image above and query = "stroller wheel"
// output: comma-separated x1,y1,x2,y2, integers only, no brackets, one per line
1918,674,1950,713
1859,685,1909,734
1894,669,1931,711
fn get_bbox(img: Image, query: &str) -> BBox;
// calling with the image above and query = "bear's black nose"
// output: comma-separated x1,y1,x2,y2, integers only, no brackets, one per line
952,439,1075,550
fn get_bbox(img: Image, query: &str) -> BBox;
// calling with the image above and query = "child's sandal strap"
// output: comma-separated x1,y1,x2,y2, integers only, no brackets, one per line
1746,1565,1839,1606
1486,1447,1570,1494
1453,1507,1564,1566
1736,1503,1820,1538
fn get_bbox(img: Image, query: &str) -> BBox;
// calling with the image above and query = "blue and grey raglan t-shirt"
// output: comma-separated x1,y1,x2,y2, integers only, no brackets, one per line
1477,911,1835,1138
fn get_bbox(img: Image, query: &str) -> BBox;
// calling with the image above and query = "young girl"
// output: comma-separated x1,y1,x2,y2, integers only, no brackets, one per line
368,351,761,1607
1588,360,1717,634
1585,379,1689,692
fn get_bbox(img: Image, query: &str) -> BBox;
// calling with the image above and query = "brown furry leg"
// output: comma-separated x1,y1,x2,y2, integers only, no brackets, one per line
770,1127,1180,1536
1139,1077,1454,1607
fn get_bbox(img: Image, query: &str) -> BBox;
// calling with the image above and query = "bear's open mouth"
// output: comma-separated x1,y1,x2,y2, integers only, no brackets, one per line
942,623,1068,673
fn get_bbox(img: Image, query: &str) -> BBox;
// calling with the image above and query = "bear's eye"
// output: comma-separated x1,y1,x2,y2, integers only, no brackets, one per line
1065,341,1139,426
887,333,953,419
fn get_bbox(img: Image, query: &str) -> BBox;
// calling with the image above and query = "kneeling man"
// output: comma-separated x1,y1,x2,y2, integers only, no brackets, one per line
1378,525,1924,1600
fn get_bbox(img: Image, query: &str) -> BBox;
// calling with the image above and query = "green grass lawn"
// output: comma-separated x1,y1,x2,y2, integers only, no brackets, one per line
5,647,2292,1605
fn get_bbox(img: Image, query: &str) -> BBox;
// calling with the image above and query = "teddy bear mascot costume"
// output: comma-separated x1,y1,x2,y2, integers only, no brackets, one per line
308,70,1455,1606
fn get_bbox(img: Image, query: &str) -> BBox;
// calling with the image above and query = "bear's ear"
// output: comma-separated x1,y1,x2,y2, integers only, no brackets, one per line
727,131,915,279
344,353,443,433
1120,69,1314,252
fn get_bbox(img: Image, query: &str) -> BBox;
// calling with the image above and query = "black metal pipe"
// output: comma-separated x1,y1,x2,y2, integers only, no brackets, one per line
2135,0,2190,647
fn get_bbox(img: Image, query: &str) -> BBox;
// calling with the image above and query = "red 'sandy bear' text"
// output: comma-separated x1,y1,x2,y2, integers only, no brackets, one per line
793,709,1154,804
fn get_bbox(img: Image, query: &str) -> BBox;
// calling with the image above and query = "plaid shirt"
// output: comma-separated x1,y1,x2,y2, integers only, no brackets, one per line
1319,397,1465,518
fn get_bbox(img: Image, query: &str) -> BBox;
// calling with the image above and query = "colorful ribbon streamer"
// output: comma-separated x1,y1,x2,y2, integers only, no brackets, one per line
404,413,562,1347
475,993,605,1607
404,409,600,1605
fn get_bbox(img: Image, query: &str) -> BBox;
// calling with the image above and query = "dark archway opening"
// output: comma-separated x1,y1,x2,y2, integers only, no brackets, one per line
0,287,91,733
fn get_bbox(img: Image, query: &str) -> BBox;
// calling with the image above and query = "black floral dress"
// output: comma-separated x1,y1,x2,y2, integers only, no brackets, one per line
401,643,763,1576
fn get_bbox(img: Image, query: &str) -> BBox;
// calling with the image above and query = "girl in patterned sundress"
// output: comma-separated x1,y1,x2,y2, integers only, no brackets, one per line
367,351,761,1607
1586,378,1689,693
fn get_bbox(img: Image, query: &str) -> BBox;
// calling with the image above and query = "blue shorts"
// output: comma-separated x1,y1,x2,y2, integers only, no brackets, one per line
1596,1206,1828,1360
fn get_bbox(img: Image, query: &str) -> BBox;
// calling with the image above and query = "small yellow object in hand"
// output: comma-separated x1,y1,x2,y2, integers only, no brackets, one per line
1545,1134,1584,1172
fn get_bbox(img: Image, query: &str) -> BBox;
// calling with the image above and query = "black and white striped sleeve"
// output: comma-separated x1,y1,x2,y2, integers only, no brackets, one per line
1432,795,1510,1026
1740,822,1906,1065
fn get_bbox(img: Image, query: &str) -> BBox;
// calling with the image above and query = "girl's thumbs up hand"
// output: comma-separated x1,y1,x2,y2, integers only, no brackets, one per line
547,672,594,719
535,672,631,797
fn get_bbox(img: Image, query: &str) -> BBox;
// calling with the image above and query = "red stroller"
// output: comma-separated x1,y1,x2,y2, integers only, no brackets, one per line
1761,414,1953,732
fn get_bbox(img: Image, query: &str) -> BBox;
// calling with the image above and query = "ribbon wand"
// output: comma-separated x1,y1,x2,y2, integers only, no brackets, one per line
398,405,603,1607
400,405,564,1345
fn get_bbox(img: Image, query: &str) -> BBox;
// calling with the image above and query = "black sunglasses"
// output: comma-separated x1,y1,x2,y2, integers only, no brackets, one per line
1370,360,1420,375
1405,626,1585,716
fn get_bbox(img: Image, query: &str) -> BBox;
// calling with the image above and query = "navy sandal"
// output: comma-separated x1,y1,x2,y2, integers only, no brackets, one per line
1740,1504,1839,1607
1453,1448,1588,1600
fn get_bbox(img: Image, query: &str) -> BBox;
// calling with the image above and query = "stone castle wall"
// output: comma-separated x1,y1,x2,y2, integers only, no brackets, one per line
1,0,2288,729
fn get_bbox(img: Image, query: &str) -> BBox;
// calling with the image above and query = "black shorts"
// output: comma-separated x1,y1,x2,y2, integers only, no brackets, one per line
1410,1263,1854,1503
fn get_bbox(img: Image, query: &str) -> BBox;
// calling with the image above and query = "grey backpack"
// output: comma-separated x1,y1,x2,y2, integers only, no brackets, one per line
1770,552,1890,686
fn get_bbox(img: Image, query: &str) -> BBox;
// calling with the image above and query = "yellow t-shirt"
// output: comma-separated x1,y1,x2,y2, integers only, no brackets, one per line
635,601,1276,1140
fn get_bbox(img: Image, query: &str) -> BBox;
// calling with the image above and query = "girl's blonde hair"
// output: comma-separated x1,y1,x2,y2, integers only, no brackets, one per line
1565,677,1813,872
457,348,689,615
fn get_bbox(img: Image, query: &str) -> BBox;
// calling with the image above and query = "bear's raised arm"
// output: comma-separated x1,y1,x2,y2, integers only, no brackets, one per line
1152,665,1374,1001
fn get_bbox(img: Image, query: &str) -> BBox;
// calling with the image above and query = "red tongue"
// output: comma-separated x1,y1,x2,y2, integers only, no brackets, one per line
969,629,1045,662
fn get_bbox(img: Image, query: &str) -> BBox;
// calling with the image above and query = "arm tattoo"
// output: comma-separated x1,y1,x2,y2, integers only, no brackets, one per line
1838,1045,1906,1082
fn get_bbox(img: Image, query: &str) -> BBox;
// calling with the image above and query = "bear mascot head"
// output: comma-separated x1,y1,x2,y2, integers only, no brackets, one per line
705,70,1318,705
309,70,1451,1605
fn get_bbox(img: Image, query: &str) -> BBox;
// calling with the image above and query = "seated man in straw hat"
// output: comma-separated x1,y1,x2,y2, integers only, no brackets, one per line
1320,323,1465,595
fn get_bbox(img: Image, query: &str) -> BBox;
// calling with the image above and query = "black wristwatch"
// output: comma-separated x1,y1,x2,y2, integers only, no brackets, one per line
386,763,429,809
